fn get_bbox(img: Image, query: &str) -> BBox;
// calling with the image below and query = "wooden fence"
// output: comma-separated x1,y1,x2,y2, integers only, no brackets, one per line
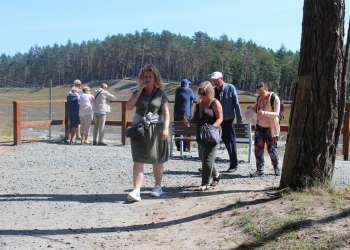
13,100,350,160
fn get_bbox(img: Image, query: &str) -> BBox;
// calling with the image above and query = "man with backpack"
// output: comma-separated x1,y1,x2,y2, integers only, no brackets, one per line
247,82,281,177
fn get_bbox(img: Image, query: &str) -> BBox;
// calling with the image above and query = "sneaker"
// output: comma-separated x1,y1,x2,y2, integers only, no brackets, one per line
150,185,163,197
227,166,238,172
127,190,141,202
274,166,281,176
250,171,264,177
97,142,107,146
93,141,97,145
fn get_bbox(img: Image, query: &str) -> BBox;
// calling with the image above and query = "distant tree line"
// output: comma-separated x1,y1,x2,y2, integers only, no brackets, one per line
0,29,349,100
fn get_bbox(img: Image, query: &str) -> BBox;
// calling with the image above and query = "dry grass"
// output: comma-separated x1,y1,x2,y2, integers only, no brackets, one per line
0,80,258,141
217,185,350,249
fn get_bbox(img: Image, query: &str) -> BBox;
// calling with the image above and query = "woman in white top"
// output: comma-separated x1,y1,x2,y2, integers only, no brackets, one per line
79,86,95,144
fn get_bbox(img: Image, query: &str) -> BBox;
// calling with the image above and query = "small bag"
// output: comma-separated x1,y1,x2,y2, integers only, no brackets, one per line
126,122,145,140
199,123,221,144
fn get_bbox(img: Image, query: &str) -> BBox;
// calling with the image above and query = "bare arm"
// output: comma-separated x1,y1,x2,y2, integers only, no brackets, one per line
161,101,169,140
125,83,146,111
212,100,223,127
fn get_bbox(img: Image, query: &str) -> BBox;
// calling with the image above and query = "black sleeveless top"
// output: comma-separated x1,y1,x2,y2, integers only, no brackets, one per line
194,99,218,144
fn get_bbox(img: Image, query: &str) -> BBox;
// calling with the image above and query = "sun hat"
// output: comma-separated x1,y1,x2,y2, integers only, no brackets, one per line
210,72,223,79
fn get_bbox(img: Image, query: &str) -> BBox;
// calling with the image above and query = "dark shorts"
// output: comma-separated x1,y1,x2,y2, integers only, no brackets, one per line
68,113,80,128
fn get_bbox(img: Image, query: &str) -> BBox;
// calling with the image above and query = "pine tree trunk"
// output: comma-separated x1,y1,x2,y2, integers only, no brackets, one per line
280,0,348,189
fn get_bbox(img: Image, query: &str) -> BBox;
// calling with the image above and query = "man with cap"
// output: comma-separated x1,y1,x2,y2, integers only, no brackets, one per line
211,71,243,172
173,78,197,151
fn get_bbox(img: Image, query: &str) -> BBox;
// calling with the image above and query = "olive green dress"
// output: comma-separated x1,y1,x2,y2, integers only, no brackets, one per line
130,88,169,164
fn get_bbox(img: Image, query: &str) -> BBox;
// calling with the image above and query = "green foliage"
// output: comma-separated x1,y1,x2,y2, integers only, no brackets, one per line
0,30,303,100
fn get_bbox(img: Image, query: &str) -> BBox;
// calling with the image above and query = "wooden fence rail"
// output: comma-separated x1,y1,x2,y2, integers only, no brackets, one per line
13,100,350,160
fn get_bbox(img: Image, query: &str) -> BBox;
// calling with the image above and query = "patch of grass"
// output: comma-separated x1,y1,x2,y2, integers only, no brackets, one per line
0,126,13,137
0,87,31,92
226,184,350,249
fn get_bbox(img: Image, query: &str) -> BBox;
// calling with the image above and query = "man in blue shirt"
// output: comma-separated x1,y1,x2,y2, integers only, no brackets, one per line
173,78,197,151
211,72,243,172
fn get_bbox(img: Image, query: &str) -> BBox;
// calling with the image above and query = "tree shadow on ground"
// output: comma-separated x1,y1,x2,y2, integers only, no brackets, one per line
0,192,272,236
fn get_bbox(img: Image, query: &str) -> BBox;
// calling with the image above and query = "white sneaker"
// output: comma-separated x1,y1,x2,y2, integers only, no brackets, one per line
127,190,141,202
150,185,163,197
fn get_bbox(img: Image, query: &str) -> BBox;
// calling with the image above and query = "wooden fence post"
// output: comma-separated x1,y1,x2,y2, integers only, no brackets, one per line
13,101,22,146
65,102,68,133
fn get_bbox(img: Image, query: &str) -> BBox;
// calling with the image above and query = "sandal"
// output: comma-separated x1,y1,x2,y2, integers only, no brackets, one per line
210,174,221,186
194,185,209,191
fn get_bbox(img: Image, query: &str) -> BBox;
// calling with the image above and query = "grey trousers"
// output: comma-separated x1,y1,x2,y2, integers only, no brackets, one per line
93,113,106,143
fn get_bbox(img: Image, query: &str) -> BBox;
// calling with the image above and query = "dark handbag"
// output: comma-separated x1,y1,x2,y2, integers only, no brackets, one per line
199,123,221,144
126,122,145,139
198,100,221,144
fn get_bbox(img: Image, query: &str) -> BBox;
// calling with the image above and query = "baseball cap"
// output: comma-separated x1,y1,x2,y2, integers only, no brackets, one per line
210,72,223,79
181,78,191,85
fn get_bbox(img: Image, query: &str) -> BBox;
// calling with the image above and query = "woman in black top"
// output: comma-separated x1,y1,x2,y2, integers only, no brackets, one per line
185,81,223,191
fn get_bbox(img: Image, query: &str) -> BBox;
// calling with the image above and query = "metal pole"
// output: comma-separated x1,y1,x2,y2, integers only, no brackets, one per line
49,79,52,139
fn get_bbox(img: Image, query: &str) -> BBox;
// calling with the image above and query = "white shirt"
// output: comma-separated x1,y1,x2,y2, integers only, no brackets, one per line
79,94,93,116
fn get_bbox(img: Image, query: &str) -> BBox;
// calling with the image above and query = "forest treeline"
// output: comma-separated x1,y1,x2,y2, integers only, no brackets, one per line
0,29,349,100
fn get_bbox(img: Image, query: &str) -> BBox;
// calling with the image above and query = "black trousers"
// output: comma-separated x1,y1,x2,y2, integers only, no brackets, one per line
221,119,239,168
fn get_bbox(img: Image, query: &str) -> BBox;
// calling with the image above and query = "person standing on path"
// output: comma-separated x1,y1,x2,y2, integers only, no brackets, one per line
74,79,83,141
173,78,197,152
247,82,281,177
125,64,170,202
211,71,243,172
65,86,80,144
92,83,117,146
79,86,94,144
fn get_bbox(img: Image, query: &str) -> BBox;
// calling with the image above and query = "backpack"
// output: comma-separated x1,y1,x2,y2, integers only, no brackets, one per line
256,93,285,123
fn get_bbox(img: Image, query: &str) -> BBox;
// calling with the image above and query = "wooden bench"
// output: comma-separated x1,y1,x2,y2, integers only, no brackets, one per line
169,121,197,158
169,121,253,162
234,123,253,163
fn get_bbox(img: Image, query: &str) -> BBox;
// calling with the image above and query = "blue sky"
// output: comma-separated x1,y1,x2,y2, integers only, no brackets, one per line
1,0,349,56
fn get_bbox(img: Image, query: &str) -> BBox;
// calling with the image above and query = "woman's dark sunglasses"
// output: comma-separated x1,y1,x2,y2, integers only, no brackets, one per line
198,90,207,96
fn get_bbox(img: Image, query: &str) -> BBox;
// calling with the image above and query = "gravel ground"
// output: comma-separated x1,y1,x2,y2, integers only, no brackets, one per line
0,141,349,249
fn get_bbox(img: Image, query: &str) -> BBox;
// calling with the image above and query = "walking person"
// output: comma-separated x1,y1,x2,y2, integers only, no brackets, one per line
125,64,169,202
79,86,94,144
211,71,243,172
247,82,281,177
173,78,196,152
92,83,117,146
185,81,223,191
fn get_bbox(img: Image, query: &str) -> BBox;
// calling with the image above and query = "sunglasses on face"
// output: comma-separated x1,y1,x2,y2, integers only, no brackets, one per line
198,90,207,96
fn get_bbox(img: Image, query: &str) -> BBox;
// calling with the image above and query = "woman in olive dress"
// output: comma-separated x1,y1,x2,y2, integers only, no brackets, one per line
125,64,169,202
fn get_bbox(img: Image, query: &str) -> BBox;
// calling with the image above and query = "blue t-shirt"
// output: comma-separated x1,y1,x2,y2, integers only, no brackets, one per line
173,86,196,118
67,93,80,114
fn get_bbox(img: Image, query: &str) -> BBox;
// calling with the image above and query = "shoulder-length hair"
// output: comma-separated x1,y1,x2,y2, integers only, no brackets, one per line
138,64,164,89
198,81,214,101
